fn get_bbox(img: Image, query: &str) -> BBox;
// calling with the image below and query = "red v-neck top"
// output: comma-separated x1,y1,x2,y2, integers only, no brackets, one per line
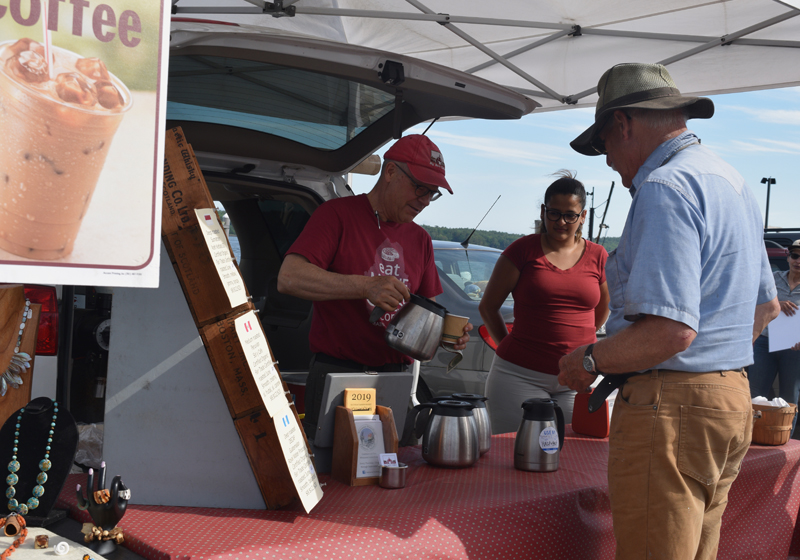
497,234,607,375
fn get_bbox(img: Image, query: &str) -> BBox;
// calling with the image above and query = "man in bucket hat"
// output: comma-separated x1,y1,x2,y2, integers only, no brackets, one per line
558,63,779,559
278,134,471,443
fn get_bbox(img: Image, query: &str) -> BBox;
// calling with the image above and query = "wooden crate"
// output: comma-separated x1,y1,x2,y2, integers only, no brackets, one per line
161,126,303,510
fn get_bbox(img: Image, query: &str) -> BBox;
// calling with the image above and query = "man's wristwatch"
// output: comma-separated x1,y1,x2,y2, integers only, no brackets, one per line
583,344,603,375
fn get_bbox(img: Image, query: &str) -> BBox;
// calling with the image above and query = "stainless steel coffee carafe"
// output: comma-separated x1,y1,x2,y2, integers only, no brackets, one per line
514,398,565,472
409,400,479,468
451,393,491,455
384,294,446,361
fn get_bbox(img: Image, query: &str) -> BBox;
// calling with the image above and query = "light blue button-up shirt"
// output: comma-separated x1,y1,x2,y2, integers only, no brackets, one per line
605,131,777,371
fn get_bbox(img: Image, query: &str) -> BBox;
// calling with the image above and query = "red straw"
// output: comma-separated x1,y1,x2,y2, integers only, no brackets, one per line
42,0,53,80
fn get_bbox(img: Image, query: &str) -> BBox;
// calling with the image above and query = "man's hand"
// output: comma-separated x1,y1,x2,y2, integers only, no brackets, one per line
366,275,411,312
780,300,798,317
557,345,597,393
451,322,473,351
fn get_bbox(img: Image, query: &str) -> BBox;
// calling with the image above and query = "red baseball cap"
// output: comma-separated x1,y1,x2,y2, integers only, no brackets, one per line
384,135,452,194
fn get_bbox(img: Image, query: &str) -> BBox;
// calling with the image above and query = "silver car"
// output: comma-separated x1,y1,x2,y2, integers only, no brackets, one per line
417,240,514,402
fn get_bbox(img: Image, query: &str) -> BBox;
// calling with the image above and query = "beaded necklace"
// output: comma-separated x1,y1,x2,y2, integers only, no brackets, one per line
1,299,31,397
6,403,57,514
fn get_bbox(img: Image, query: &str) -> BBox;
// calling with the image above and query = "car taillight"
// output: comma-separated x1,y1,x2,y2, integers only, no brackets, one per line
23,285,58,356
478,323,513,351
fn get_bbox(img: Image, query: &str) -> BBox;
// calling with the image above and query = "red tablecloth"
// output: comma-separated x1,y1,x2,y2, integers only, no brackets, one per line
57,429,800,560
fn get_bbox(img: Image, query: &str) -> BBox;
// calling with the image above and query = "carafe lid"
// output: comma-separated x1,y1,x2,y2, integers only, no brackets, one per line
521,398,559,421
408,294,447,317
433,400,475,417
451,393,488,408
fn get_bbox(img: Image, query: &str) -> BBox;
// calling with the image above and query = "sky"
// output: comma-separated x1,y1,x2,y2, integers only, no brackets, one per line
349,86,800,240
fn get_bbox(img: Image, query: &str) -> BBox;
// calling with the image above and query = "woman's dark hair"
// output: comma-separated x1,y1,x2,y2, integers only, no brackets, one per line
538,170,586,238
544,169,586,209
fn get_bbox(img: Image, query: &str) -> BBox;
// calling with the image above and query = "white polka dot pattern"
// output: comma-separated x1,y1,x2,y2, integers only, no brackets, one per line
55,429,800,559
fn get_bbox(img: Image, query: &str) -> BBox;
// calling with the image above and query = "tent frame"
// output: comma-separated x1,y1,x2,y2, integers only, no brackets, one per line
172,0,800,106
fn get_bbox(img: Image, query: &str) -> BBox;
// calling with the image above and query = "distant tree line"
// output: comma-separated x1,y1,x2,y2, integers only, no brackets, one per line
421,226,524,250
423,224,620,253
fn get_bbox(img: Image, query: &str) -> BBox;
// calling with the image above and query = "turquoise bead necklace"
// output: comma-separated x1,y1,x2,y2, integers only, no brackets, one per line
6,403,57,514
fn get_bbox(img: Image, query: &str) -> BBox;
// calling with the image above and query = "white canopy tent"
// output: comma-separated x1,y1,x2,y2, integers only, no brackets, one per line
172,0,800,112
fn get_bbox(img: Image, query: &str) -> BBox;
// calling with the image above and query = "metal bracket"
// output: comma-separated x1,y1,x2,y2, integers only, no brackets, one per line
569,25,582,37
436,13,451,26
264,0,296,18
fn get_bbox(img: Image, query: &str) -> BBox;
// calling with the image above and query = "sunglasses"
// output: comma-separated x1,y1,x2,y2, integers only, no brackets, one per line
544,207,581,224
591,110,632,156
790,253,800,260
396,165,442,201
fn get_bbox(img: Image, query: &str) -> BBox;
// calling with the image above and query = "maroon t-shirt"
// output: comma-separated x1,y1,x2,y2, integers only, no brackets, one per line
286,194,442,366
497,234,607,375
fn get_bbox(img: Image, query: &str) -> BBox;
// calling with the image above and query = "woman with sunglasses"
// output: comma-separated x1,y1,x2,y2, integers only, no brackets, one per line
479,171,610,433
749,239,800,435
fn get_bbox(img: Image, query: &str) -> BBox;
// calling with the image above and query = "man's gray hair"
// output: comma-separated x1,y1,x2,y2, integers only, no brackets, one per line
627,107,687,131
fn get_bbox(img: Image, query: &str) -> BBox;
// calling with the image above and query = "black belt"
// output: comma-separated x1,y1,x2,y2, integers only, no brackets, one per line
313,352,409,373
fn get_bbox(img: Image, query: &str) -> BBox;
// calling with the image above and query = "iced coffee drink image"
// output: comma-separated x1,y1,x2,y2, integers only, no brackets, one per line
0,39,131,260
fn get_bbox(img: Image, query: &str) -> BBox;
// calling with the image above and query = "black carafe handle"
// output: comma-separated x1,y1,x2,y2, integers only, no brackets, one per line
553,402,565,451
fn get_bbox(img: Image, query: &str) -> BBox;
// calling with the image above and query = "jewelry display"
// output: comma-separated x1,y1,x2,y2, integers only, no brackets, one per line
76,462,129,554
0,513,27,560
6,403,58,515
0,299,31,398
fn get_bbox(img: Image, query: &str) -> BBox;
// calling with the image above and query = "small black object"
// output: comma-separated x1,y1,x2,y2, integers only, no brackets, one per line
588,374,635,413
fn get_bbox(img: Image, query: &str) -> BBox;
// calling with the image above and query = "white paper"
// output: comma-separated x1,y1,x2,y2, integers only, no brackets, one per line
354,416,385,478
195,209,248,308
768,311,800,352
273,403,323,514
235,311,286,417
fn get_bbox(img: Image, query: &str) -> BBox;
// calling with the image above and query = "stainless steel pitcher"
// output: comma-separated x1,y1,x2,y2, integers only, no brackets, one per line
514,398,565,472
451,393,491,455
384,294,446,361
410,399,479,468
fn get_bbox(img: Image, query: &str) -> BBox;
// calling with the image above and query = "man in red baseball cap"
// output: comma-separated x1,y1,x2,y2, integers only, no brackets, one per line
278,134,470,448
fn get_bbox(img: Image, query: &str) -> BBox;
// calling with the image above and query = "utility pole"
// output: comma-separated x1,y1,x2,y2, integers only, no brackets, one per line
761,177,776,229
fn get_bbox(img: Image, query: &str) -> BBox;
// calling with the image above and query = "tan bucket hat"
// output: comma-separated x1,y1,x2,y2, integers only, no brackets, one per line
570,63,714,156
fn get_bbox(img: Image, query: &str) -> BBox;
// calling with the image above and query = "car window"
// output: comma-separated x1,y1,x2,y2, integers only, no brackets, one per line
770,258,789,272
167,56,395,150
435,248,513,304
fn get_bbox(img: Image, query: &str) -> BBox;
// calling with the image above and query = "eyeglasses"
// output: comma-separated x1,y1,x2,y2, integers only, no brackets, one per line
544,207,581,224
396,165,442,201
790,253,800,260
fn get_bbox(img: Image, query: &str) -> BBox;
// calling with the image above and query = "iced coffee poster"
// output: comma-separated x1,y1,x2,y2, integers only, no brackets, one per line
0,0,170,287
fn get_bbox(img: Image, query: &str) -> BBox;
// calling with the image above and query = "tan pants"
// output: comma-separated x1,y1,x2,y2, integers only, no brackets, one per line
608,369,753,560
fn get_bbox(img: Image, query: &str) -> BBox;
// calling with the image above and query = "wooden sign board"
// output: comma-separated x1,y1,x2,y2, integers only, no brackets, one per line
162,126,311,510
200,313,271,419
163,225,253,327
234,408,299,510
